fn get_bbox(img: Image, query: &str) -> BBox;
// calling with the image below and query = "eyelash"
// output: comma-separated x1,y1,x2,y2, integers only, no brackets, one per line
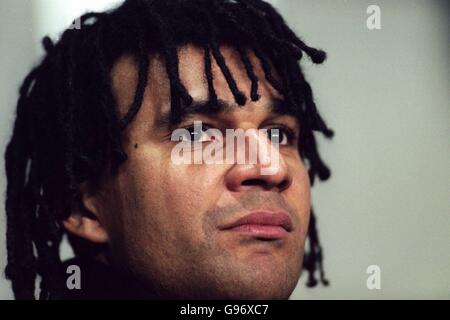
266,124,297,145
178,123,297,145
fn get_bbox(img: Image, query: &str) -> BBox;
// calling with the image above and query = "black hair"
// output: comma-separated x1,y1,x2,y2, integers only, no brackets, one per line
4,0,333,300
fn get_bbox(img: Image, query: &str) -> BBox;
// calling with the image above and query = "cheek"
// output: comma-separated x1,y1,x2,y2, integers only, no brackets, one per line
120,150,223,244
159,164,223,234
107,151,200,268
286,159,311,239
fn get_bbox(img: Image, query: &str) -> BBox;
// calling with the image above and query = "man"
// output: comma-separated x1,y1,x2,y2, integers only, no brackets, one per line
4,0,332,300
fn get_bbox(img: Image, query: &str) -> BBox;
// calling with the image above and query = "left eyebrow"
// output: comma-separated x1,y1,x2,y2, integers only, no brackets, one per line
155,97,295,127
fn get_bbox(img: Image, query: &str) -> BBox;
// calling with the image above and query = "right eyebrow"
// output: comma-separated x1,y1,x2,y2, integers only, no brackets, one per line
154,99,234,128
155,97,295,128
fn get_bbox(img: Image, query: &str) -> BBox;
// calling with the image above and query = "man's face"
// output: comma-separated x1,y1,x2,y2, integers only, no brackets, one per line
92,45,311,299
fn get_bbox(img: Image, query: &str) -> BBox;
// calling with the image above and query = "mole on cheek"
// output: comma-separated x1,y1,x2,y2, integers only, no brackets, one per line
134,143,138,149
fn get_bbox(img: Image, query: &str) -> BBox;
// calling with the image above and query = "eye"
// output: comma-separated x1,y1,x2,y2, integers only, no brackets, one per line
266,126,295,145
180,124,215,142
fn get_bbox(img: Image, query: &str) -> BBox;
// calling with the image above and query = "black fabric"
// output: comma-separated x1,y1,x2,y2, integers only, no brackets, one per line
57,257,157,300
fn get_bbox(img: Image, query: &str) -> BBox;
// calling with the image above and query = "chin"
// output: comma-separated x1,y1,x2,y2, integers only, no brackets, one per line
229,259,301,299
213,283,296,300
198,269,300,300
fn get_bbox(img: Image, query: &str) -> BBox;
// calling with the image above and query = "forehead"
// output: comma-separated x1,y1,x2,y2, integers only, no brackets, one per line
111,44,281,124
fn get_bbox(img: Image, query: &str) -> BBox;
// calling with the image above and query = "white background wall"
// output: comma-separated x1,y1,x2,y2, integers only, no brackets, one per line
0,0,449,299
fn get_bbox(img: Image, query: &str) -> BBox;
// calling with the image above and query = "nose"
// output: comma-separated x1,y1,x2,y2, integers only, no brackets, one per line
224,128,292,192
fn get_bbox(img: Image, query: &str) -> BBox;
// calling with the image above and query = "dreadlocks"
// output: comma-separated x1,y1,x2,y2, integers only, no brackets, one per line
4,0,333,300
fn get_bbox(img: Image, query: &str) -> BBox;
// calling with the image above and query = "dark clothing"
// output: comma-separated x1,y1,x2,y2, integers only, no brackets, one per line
58,257,157,300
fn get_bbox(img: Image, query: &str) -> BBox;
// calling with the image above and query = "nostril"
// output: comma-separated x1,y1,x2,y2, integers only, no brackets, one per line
278,179,290,191
242,179,267,187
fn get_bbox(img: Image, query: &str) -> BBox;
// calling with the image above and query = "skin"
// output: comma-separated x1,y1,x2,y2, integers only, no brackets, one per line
64,44,311,299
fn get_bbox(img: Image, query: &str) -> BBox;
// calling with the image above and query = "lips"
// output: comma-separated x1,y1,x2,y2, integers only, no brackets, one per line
220,211,293,240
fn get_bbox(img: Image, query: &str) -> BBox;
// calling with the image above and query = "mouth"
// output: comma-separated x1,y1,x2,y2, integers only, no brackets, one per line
219,211,293,240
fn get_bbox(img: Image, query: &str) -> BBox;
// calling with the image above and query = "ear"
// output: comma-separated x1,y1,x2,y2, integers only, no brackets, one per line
63,182,109,244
